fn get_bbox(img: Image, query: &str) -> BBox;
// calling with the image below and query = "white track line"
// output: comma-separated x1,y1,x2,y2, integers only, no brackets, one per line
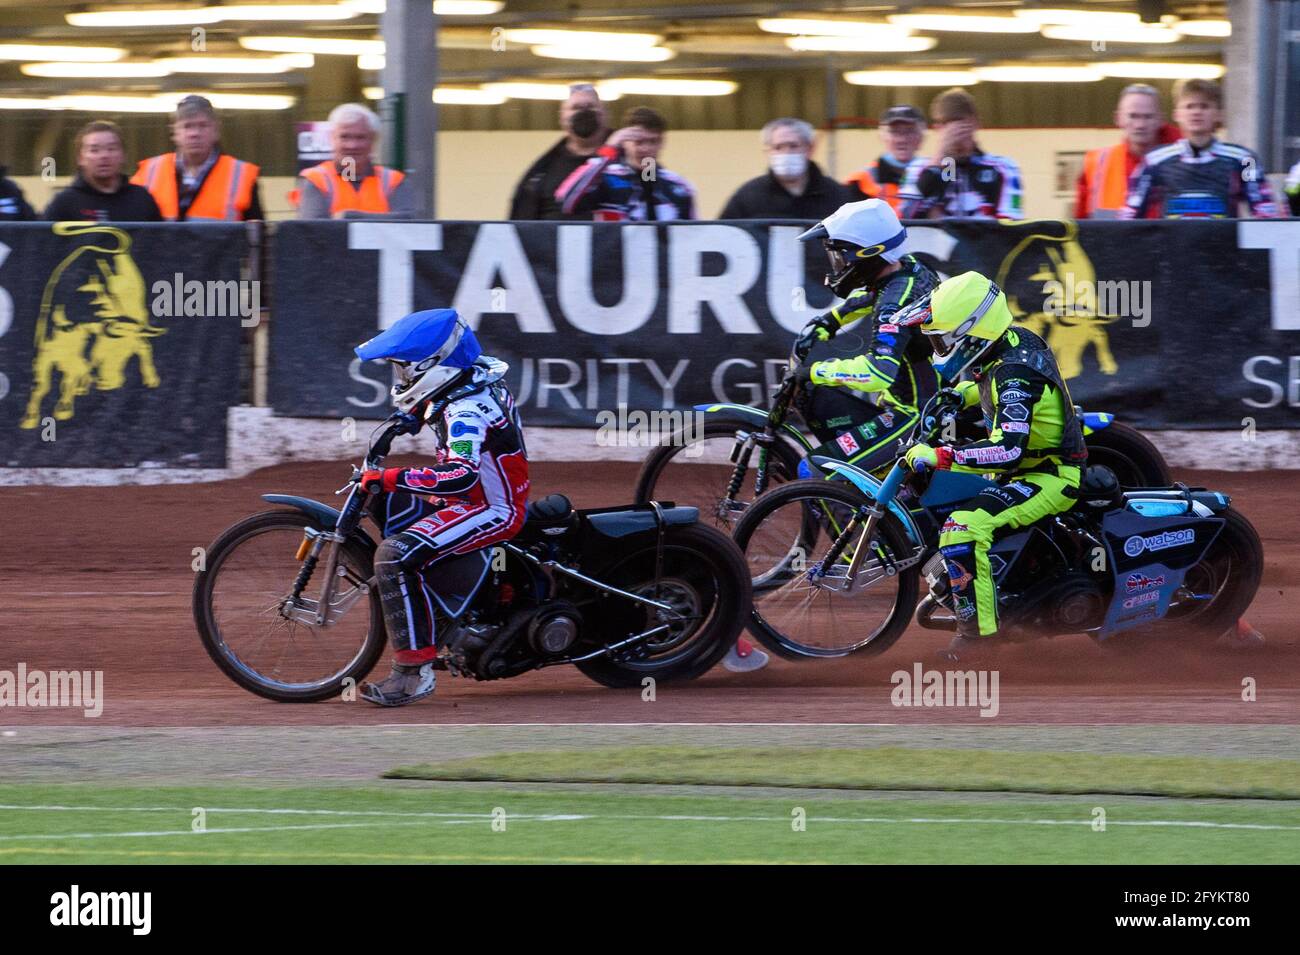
2,804,1298,832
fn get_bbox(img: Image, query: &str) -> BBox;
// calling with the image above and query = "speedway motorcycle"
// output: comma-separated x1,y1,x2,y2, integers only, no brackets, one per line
728,389,1262,659
634,343,1170,531
194,408,752,702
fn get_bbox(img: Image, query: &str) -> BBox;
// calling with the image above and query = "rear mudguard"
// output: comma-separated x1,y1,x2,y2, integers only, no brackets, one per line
262,493,377,557
808,457,926,547
695,402,814,452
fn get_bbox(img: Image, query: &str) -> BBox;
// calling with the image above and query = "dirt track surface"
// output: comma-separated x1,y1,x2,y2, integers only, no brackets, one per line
1,461,1297,727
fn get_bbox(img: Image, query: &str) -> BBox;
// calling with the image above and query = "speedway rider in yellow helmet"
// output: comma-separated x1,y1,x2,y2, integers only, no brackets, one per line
896,271,1088,656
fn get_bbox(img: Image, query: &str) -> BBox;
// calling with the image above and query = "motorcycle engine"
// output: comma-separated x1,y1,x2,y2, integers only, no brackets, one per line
528,602,582,655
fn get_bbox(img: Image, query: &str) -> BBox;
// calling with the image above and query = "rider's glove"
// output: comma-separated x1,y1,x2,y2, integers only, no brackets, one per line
954,380,980,409
360,468,403,493
905,443,954,473
794,315,837,358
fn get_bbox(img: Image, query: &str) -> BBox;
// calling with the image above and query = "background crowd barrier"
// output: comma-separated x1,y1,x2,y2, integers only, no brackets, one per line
1,218,1297,471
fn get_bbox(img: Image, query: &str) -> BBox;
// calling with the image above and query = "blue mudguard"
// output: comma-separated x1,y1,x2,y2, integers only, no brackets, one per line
809,456,926,547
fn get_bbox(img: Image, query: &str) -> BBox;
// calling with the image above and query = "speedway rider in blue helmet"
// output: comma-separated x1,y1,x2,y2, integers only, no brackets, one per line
793,198,940,477
353,309,530,706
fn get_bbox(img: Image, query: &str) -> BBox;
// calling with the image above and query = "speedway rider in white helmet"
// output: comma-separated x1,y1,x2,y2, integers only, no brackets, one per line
353,308,530,706
792,198,940,478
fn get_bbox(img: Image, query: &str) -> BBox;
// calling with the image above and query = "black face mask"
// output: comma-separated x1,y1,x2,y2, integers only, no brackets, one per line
569,108,601,139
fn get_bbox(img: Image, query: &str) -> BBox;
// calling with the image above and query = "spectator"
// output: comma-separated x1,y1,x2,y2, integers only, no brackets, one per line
509,83,611,220
719,118,848,220
44,121,162,222
899,89,1023,220
1286,159,1300,217
553,106,696,220
1122,78,1279,219
130,95,262,221
297,103,413,218
844,105,930,214
1076,84,1179,219
0,164,35,220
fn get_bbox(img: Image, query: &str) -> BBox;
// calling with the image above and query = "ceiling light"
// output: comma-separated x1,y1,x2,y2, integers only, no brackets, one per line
434,87,507,105
757,18,912,39
433,1,504,13
888,12,1039,33
158,54,314,73
1173,19,1231,38
531,45,676,62
1013,9,1141,27
844,68,980,86
483,81,624,100
1097,61,1226,79
240,36,384,55
785,35,937,52
357,52,385,70
1041,23,1182,43
597,78,737,96
0,44,126,62
68,9,223,27
504,29,662,48
0,92,296,112
22,61,170,78
974,64,1103,82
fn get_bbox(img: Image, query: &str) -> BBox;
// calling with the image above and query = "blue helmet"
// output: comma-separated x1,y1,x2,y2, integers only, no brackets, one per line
355,308,482,410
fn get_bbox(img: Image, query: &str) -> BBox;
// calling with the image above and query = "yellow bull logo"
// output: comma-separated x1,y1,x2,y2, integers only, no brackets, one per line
994,219,1118,380
20,223,165,430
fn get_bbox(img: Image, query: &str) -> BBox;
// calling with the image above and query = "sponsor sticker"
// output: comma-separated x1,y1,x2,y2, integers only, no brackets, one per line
1001,421,1030,434
999,389,1031,403
941,519,969,534
836,431,860,455
1122,590,1160,610
1125,572,1166,593
1001,403,1029,422
1124,529,1194,558
879,410,895,428
879,323,900,333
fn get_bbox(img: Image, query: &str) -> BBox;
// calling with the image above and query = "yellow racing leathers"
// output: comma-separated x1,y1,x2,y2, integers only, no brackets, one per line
936,327,1088,637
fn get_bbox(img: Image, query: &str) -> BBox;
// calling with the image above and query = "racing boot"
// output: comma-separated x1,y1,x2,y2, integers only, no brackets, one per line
359,661,436,707
936,543,993,662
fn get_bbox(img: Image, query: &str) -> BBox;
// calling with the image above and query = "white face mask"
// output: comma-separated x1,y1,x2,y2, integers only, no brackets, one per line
769,152,808,178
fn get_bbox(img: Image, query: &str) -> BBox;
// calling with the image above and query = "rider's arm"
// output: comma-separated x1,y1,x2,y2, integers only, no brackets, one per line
807,268,925,392
1119,159,1158,220
947,369,1041,474
1239,150,1280,218
373,404,488,497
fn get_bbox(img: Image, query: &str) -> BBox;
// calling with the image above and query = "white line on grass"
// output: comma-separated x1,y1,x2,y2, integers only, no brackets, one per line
2,804,1298,832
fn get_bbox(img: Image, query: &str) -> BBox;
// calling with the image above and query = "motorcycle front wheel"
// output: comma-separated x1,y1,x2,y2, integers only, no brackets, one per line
193,510,386,702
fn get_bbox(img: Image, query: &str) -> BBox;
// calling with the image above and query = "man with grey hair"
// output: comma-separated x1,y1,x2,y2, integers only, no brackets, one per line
719,117,848,220
132,94,263,220
298,102,414,218
1074,83,1176,218
509,83,611,219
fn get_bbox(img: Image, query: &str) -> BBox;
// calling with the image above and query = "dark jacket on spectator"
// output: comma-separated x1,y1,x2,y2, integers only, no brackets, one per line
44,173,163,222
719,161,849,220
509,136,609,220
0,166,36,220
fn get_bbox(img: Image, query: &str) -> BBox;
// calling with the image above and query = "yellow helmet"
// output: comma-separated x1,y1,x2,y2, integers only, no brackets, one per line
898,271,1013,382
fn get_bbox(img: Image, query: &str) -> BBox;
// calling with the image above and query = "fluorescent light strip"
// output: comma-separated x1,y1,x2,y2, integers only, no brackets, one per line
1041,23,1182,43
844,69,980,86
973,64,1103,82
240,36,384,55
504,29,662,48
531,45,676,62
0,43,126,62
1098,61,1226,79
785,35,936,53
888,13,1039,34
757,18,912,39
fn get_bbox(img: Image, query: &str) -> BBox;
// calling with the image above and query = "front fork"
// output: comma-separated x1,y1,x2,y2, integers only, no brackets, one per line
722,430,775,517
290,485,369,626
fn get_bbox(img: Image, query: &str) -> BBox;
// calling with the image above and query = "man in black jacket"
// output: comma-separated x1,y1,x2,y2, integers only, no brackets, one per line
0,166,35,220
508,84,610,220
719,118,849,220
44,121,162,222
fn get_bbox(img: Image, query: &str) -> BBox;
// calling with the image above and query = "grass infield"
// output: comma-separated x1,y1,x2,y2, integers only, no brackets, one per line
1,782,1298,864
385,745,1300,800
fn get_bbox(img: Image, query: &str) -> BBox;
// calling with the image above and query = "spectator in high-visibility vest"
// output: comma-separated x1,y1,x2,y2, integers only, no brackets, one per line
297,103,413,219
131,95,263,221
844,105,930,215
1074,84,1176,219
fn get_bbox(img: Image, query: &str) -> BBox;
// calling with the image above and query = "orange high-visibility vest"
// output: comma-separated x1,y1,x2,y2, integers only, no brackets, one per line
299,161,405,216
845,166,905,214
1080,143,1135,219
131,152,259,221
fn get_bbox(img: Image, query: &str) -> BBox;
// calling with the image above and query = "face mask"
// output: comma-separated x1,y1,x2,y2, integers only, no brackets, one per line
569,108,600,139
769,152,807,178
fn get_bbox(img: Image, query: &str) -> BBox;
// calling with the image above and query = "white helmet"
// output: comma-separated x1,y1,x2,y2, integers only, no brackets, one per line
798,198,908,296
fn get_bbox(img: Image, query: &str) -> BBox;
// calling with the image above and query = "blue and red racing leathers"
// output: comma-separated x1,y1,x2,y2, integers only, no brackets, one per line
1120,138,1280,219
367,360,529,665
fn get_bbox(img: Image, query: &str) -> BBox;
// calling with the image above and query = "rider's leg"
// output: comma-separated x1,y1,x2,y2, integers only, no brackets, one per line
938,467,1081,638
804,394,920,476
